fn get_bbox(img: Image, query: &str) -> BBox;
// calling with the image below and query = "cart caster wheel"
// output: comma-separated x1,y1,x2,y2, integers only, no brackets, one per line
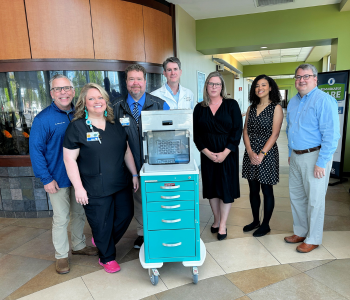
149,268,159,286
192,267,199,284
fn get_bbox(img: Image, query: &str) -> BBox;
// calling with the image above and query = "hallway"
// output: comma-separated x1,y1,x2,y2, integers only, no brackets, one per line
1,115,350,300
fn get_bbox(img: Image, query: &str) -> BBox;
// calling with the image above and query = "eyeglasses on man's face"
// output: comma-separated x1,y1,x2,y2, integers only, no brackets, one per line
294,74,315,81
51,86,73,92
207,82,222,88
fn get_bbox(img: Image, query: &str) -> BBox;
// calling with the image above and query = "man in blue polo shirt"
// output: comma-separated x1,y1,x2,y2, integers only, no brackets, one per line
113,64,169,249
285,64,340,253
30,74,98,274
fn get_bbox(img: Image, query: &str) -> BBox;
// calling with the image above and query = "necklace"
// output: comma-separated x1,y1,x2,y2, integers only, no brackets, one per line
210,100,222,106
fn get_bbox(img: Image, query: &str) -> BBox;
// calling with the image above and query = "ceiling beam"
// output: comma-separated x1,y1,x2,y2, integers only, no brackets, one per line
340,0,350,11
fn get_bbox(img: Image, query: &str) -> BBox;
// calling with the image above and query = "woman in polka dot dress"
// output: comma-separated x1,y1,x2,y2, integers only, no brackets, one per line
242,74,283,237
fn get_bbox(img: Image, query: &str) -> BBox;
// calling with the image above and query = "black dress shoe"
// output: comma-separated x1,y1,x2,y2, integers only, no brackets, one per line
217,229,227,241
243,222,260,232
253,225,271,237
211,226,219,233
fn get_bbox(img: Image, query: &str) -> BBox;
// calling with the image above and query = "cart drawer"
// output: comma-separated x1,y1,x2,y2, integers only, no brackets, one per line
147,200,194,212
147,191,194,202
146,181,194,192
147,210,194,230
148,229,195,259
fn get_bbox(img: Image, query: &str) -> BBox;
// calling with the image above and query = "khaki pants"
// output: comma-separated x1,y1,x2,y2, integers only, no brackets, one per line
49,186,86,259
289,150,332,245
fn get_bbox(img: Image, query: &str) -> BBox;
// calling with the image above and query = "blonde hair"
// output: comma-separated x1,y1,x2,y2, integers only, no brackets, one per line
201,71,227,107
73,83,114,123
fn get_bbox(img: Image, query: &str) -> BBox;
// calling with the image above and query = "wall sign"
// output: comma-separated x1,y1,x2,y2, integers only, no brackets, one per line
318,70,350,182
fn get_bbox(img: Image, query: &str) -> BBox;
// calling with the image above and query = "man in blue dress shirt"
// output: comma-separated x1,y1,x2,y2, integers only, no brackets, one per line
113,64,170,249
285,63,340,253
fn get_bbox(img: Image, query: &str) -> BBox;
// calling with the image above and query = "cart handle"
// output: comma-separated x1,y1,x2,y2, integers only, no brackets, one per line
161,195,180,199
162,218,181,223
162,242,182,247
160,185,180,190
161,204,181,209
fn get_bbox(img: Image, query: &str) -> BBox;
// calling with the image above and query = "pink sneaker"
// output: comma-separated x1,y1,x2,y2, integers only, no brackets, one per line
92,237,96,247
99,259,121,273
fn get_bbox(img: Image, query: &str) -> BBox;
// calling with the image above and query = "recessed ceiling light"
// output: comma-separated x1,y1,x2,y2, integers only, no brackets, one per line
261,47,267,49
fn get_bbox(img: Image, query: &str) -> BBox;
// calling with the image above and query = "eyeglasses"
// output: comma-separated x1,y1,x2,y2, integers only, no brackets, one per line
51,86,73,92
294,75,315,81
207,82,222,87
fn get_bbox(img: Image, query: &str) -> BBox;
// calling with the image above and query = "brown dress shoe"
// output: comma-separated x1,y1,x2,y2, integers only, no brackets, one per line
56,258,70,274
296,242,319,253
284,235,306,243
72,246,98,256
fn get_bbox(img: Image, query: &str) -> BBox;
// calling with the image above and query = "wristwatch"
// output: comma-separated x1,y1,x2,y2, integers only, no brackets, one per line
260,150,267,156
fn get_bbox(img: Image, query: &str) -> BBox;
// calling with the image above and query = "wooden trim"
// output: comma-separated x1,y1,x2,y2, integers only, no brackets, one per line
0,155,32,167
0,59,163,73
170,3,177,57
122,0,170,15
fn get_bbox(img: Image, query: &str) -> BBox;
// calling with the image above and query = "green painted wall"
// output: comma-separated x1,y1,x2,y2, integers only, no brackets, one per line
275,78,298,101
196,4,350,171
243,61,323,78
196,5,350,72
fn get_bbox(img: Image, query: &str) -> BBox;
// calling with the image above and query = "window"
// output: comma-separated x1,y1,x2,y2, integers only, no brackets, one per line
0,70,165,155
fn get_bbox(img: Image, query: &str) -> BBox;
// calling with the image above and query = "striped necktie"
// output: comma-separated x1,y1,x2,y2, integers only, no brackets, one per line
132,102,139,124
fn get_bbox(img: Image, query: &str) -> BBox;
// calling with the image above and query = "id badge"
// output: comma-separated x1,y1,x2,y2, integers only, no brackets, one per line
87,132,99,141
120,117,130,127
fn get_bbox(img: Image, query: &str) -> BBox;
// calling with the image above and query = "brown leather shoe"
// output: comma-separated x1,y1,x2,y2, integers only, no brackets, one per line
72,246,98,256
56,258,70,274
284,235,306,243
296,242,319,253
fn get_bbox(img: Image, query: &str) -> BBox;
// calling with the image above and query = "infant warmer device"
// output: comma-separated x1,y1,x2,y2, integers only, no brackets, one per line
138,110,206,285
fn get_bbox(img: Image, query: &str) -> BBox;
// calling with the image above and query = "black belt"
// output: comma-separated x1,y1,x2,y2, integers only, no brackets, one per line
293,146,321,155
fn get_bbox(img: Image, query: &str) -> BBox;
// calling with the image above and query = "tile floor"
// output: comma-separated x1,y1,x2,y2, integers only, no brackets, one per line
1,115,350,300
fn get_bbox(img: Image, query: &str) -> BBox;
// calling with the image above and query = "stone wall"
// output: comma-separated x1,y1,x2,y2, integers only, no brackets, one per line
0,167,53,218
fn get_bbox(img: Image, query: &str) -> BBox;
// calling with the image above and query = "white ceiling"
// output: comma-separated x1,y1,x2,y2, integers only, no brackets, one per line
169,0,341,20
231,47,313,65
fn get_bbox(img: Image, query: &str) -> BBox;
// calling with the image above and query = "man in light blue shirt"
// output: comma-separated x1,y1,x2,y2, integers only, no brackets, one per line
285,63,340,253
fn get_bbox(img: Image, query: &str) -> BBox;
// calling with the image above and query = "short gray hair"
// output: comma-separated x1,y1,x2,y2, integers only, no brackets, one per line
49,74,74,89
162,57,181,71
295,63,318,77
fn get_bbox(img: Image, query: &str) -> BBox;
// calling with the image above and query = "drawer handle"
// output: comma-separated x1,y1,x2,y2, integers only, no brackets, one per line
161,195,180,199
163,242,182,247
161,204,181,209
160,185,180,190
162,218,181,223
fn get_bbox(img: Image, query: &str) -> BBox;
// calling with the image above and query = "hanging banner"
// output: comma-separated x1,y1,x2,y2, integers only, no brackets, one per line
318,70,349,179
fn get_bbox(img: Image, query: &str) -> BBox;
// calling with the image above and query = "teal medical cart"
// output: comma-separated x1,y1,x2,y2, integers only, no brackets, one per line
138,110,206,285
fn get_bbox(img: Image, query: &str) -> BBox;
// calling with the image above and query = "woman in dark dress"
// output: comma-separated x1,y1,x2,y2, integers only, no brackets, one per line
242,75,283,237
63,83,139,273
193,71,242,241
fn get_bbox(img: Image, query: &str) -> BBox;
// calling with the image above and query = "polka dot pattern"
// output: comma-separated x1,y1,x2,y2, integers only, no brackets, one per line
242,103,279,185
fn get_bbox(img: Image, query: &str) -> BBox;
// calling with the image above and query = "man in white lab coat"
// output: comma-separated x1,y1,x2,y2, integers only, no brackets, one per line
151,57,194,109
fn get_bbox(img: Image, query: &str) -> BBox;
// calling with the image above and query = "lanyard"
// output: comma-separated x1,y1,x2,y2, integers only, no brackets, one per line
86,119,102,144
